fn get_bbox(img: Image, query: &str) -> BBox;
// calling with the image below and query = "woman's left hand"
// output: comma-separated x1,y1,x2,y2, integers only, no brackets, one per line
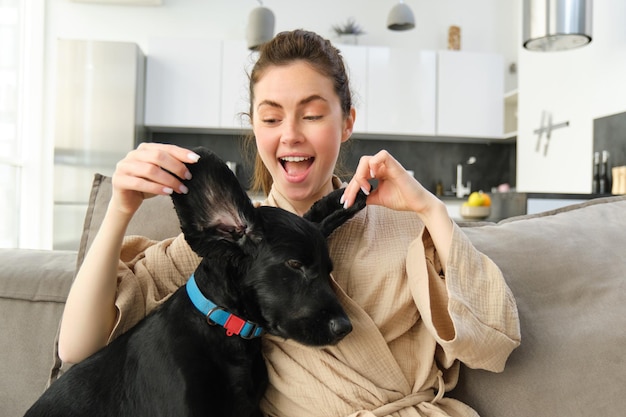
341,150,440,215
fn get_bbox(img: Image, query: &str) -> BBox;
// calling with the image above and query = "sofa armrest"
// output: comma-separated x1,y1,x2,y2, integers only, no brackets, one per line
0,249,76,417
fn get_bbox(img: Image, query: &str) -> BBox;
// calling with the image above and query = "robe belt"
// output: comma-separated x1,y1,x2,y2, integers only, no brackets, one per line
370,371,445,417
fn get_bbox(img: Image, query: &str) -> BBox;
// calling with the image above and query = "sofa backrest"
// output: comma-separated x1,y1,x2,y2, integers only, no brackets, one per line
450,195,626,416
77,173,181,267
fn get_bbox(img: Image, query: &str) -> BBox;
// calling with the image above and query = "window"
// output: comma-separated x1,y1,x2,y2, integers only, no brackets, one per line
0,0,47,248
0,1,21,247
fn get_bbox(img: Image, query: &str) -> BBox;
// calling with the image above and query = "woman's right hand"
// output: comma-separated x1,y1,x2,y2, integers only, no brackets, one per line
111,143,201,215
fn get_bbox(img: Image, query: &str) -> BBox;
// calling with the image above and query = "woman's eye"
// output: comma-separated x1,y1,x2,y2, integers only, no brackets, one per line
304,115,322,121
286,259,303,270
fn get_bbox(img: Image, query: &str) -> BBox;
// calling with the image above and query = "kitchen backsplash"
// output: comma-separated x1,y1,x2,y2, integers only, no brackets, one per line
594,110,626,169
148,132,516,196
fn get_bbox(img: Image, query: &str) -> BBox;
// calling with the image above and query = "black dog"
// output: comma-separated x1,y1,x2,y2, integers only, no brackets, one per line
25,147,367,417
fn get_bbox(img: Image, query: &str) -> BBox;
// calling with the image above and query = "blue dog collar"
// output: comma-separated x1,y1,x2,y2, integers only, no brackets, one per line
186,274,264,339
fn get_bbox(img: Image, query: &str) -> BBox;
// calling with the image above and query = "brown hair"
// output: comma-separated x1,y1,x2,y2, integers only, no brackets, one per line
244,29,353,195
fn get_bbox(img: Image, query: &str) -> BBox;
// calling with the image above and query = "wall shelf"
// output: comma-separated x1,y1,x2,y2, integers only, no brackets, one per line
504,89,518,139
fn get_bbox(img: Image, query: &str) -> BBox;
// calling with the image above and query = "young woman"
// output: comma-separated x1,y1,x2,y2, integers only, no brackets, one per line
58,29,520,416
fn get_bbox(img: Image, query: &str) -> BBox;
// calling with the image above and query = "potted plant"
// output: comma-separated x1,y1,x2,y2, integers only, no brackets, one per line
332,17,365,44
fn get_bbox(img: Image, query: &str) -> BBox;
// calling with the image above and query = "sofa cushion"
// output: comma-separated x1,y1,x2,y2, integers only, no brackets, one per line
451,195,626,416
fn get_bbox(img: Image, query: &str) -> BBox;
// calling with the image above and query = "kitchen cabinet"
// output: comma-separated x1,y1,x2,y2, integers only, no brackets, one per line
367,47,437,135
220,40,257,129
143,40,505,141
335,44,368,134
526,197,588,214
144,38,221,128
437,50,504,138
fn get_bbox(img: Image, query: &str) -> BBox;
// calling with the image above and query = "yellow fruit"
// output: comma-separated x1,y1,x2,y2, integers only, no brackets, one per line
467,191,491,207
467,191,484,207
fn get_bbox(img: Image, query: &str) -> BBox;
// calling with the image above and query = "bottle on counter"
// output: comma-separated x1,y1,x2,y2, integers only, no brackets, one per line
599,150,611,194
435,180,443,197
592,152,600,194
612,166,626,195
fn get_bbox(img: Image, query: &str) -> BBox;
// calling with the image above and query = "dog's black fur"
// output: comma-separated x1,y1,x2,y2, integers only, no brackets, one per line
25,147,367,417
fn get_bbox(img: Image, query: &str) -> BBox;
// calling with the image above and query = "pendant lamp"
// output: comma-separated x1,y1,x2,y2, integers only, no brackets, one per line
246,1,275,51
387,0,415,31
523,0,592,52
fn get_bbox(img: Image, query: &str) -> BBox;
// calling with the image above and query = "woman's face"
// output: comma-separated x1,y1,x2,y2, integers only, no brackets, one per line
252,61,354,214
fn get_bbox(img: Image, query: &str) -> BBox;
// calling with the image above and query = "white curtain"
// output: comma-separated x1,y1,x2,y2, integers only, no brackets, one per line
0,0,47,249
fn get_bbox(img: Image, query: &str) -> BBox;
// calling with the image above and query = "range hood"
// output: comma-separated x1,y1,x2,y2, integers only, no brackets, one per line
523,0,593,52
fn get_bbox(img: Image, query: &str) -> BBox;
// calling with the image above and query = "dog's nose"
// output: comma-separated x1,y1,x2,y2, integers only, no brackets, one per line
329,317,353,339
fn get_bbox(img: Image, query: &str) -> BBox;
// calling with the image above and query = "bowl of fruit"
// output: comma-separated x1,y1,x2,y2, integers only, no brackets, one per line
460,191,491,220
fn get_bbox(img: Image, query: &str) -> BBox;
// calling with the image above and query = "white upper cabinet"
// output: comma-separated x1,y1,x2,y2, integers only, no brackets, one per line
144,38,222,128
436,50,504,138
367,47,437,135
220,40,257,129
335,44,368,134
143,40,505,140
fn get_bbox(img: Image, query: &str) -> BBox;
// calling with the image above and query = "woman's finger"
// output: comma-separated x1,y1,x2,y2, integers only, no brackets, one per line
118,143,201,195
341,155,378,208
135,143,200,181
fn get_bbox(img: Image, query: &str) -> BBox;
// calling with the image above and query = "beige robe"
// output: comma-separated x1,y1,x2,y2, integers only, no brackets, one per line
110,186,521,417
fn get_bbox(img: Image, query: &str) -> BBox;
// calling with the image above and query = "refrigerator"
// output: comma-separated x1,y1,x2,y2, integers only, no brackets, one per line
53,39,145,250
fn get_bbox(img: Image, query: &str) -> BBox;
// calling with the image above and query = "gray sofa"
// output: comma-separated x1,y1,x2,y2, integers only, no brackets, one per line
2,174,625,417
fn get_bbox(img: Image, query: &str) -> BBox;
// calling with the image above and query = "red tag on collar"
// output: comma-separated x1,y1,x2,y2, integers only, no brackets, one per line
224,315,246,336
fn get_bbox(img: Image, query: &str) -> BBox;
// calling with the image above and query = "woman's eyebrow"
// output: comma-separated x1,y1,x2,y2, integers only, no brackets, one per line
257,95,328,111
299,94,327,106
257,99,282,110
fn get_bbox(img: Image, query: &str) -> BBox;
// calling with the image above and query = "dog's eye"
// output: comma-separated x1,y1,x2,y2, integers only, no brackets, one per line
285,259,303,270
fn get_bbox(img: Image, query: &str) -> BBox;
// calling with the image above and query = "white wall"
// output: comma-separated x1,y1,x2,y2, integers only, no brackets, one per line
517,0,626,193
44,0,520,88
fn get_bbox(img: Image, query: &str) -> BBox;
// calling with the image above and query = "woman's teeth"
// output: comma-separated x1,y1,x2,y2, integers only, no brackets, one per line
280,156,310,163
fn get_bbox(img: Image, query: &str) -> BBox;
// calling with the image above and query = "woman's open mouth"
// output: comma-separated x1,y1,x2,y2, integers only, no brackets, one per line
280,156,314,180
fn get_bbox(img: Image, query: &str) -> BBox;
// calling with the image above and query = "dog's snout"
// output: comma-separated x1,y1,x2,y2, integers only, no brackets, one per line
329,317,353,339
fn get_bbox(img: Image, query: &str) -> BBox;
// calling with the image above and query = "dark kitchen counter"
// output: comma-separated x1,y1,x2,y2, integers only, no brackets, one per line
441,192,613,222
524,192,612,200
440,192,610,202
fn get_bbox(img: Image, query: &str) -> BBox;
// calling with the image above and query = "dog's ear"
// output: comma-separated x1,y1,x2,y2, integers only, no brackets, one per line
171,147,257,255
304,187,368,238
